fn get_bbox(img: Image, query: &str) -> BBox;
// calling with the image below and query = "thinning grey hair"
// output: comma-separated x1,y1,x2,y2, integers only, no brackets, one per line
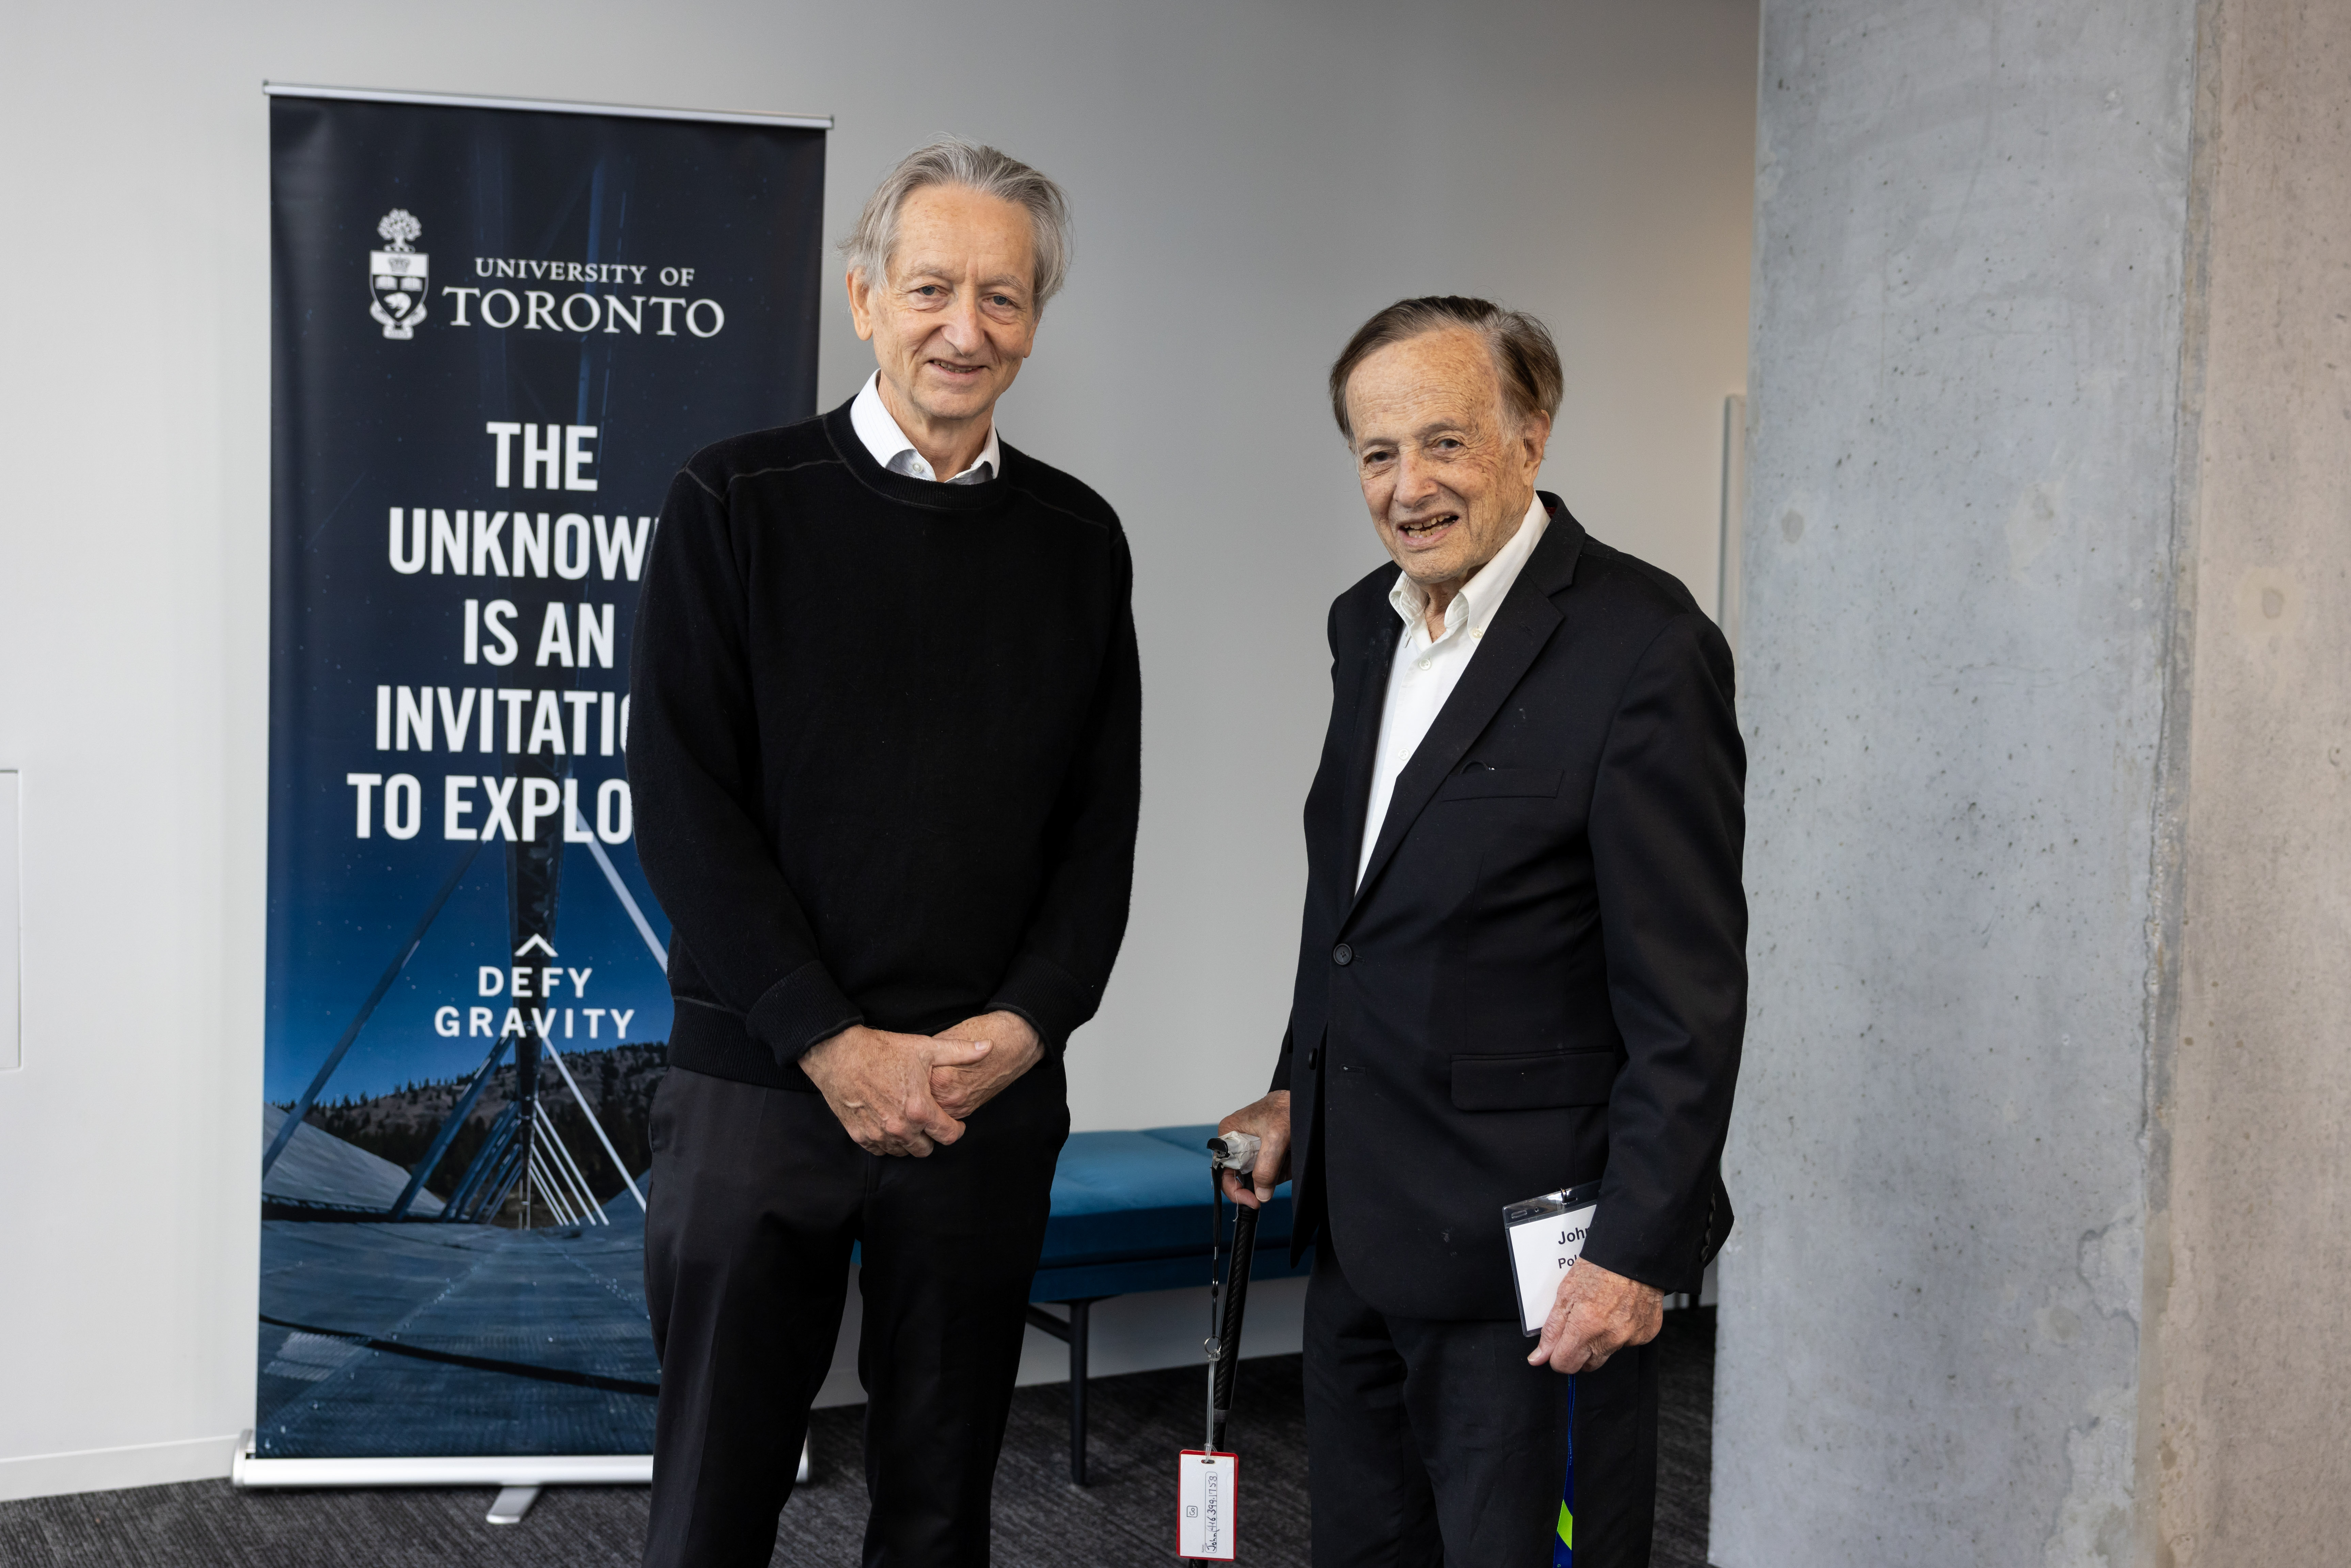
840,136,1073,310
1328,296,1564,442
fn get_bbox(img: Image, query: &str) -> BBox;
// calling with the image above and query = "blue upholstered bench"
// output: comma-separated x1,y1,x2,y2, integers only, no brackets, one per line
1024,1124,1310,1484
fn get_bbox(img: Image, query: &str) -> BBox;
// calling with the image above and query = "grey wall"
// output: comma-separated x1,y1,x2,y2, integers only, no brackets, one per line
0,0,1757,1497
1715,3,2197,1563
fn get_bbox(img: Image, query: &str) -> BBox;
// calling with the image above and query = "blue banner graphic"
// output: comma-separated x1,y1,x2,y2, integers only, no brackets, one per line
261,89,824,1458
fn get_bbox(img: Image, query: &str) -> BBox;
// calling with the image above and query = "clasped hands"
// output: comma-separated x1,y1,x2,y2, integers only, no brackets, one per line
1212,1089,1663,1375
800,1011,1042,1157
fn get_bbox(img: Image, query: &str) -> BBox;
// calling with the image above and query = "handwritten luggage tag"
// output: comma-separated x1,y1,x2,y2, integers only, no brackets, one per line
1177,1448,1238,1561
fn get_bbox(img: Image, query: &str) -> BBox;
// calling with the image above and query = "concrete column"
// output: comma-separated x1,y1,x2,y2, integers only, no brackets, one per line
1716,3,2351,1564
2148,3,2351,1559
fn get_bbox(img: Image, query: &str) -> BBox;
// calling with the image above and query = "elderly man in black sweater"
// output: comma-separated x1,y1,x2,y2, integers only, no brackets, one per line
629,139,1140,1568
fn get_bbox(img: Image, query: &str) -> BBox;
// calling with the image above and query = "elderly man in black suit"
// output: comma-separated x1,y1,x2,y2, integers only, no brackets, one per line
1217,297,1746,1568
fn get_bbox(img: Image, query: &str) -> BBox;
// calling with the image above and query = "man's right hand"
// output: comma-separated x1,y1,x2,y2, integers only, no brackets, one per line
801,1025,991,1157
1215,1091,1292,1207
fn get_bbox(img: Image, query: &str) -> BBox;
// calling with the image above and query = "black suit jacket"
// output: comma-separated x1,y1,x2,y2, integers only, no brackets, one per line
1272,496,1746,1319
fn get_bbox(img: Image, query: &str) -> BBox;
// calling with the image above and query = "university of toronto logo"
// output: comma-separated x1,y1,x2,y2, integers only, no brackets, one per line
369,209,429,339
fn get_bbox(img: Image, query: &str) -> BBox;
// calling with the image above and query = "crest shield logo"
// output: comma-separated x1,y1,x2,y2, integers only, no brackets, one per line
369,209,429,339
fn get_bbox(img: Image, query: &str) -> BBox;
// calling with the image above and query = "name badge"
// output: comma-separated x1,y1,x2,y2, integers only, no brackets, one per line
1177,1449,1238,1561
1503,1179,1602,1337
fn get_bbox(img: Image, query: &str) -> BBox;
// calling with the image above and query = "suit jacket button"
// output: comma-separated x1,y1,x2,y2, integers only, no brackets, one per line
1332,943,1354,966
1306,1046,1322,1070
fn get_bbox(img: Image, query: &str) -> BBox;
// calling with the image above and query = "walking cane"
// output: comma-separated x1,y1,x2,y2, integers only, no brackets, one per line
1203,1131,1263,1455
1177,1131,1262,1563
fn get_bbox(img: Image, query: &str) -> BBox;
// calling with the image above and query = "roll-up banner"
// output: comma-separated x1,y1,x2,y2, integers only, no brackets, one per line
247,86,826,1481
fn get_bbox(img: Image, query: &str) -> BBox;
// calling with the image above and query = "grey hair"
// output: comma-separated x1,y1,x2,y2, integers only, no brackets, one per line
840,136,1072,310
1328,296,1563,442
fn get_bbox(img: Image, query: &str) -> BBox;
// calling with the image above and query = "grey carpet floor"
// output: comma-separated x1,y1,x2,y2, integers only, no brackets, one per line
0,1308,1713,1567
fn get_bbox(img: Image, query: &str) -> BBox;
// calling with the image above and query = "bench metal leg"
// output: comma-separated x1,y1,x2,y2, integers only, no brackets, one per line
1024,1297,1104,1486
1067,1298,1092,1486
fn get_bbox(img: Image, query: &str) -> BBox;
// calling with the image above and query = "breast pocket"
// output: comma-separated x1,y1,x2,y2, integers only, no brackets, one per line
1436,765,1563,801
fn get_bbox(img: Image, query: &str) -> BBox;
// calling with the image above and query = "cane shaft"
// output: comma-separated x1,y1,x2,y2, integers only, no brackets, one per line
1210,1201,1259,1446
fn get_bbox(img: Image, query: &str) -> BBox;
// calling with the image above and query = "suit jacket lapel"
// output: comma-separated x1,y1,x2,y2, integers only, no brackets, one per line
1345,504,1585,921
1329,605,1402,914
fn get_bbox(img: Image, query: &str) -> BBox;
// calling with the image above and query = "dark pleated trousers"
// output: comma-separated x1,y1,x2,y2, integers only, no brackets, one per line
1304,1241,1660,1568
641,1061,1068,1568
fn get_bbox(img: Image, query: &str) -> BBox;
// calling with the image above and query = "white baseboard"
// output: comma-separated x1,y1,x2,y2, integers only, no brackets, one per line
0,1434,241,1503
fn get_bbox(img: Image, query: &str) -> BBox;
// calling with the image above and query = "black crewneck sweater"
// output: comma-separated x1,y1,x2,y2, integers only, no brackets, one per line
627,398,1141,1092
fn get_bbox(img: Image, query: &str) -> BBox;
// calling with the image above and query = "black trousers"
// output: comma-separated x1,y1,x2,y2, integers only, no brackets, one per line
1304,1241,1659,1568
642,1061,1069,1568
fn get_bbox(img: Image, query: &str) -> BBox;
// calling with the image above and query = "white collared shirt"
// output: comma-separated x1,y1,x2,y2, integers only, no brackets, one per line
849,370,1002,484
1356,493,1551,890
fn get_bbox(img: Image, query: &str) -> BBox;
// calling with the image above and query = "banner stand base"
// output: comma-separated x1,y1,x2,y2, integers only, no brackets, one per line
231,1434,811,1512
231,1432,652,1507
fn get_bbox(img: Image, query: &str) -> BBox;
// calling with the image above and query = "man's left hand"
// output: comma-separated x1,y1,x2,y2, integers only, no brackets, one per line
1528,1259,1664,1375
929,1011,1043,1120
